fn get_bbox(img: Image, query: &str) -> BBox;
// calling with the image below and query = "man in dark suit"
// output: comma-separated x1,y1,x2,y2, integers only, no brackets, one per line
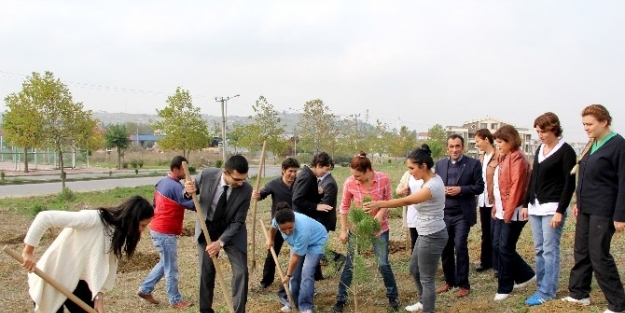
291,152,333,282
317,164,346,273
184,155,252,313
434,134,484,298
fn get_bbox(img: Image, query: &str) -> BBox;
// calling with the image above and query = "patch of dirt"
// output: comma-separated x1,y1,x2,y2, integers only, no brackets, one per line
180,223,195,237
0,234,24,245
118,251,159,273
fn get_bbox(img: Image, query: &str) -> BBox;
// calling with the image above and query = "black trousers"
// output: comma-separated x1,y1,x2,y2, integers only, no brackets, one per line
568,213,625,312
261,229,286,286
55,280,94,313
478,206,494,268
441,213,471,289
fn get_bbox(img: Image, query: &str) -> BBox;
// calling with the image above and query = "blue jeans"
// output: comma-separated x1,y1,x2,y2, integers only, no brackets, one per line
530,214,566,300
139,230,182,305
285,253,322,311
336,231,399,302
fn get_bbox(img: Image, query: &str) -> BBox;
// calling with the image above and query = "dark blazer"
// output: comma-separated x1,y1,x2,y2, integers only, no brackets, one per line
318,173,338,232
193,168,252,253
292,165,322,220
435,155,485,226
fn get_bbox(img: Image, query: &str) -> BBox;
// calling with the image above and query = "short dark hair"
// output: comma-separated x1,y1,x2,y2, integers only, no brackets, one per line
274,201,295,224
475,129,494,145
447,134,465,146
534,112,563,137
170,156,188,171
494,125,522,150
225,155,249,174
350,151,373,173
281,157,300,170
97,195,154,259
407,144,434,169
311,152,333,168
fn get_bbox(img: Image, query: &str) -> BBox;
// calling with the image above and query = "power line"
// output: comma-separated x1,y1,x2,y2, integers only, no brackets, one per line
0,69,210,98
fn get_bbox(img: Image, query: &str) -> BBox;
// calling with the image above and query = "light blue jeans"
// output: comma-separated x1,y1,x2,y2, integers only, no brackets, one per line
529,214,566,300
287,253,323,311
139,230,182,305
336,230,399,302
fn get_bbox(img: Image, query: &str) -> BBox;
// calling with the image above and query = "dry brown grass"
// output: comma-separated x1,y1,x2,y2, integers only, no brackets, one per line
1,163,625,313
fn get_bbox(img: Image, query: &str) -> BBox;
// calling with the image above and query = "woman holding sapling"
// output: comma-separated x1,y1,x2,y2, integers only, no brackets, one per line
365,144,448,313
331,151,400,313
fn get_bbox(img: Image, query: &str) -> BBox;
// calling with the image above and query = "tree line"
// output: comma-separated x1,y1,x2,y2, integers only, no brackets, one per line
2,71,450,175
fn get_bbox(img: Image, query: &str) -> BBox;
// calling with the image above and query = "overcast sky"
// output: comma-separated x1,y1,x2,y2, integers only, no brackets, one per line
1,1,624,142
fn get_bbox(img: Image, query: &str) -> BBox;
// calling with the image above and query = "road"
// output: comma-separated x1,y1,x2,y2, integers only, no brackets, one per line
0,166,281,198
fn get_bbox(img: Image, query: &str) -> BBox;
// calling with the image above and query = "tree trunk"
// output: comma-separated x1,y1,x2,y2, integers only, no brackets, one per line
58,147,66,189
23,147,29,173
117,147,122,170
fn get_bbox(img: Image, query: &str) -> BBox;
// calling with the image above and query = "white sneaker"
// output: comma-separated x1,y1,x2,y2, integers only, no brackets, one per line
280,305,291,312
513,275,536,289
561,296,591,306
494,293,509,301
405,301,423,312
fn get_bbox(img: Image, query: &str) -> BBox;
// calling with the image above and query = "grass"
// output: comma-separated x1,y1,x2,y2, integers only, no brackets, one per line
0,161,623,313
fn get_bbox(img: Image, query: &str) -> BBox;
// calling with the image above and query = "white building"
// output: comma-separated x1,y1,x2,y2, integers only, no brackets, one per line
445,116,536,159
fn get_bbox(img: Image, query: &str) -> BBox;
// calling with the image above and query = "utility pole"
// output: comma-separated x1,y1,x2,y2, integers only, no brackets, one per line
215,94,240,165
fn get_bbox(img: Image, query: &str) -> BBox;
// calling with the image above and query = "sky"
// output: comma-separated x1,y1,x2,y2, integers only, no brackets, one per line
1,0,624,143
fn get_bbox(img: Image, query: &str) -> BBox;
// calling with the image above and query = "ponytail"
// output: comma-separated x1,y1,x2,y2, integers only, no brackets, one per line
570,138,595,175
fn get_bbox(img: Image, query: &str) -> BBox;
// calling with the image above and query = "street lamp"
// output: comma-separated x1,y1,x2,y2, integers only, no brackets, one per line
215,94,240,165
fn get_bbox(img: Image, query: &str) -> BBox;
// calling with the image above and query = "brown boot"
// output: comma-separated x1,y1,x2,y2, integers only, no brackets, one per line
456,287,470,298
137,290,160,304
436,283,453,294
171,301,194,309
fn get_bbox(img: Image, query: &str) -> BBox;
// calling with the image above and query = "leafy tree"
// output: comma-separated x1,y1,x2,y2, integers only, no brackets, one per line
335,114,362,156
248,96,286,159
150,87,210,158
2,90,45,172
298,99,336,153
105,124,131,169
15,72,98,188
232,123,262,155
390,126,417,157
426,124,447,159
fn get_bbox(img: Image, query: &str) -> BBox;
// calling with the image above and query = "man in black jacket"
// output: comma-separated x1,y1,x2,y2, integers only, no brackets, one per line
434,135,484,298
291,152,334,281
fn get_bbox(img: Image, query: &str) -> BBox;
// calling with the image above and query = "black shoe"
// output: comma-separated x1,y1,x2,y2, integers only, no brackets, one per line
334,253,347,272
389,297,400,311
332,301,345,313
476,265,491,272
314,273,324,281
259,282,270,290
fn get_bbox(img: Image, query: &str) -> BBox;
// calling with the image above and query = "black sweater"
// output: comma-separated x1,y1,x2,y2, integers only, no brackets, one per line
524,142,577,213
259,177,293,218
577,134,625,221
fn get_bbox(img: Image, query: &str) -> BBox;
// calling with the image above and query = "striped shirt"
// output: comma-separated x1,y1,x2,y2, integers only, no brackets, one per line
340,171,392,234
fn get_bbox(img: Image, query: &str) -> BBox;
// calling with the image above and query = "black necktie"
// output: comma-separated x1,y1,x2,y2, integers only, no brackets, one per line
213,185,229,221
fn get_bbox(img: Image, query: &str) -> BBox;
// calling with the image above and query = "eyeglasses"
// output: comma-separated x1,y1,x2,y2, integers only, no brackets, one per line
227,171,248,182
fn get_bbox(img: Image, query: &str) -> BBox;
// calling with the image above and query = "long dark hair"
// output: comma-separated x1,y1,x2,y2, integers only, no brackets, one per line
98,195,154,259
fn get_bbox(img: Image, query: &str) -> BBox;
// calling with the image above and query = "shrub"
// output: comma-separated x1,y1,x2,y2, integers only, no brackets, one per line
137,159,144,168
122,162,129,169
387,159,392,164
57,187,76,202
215,160,223,168
0,170,4,181
188,166,197,174
134,169,139,175
130,159,139,169
30,204,47,217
